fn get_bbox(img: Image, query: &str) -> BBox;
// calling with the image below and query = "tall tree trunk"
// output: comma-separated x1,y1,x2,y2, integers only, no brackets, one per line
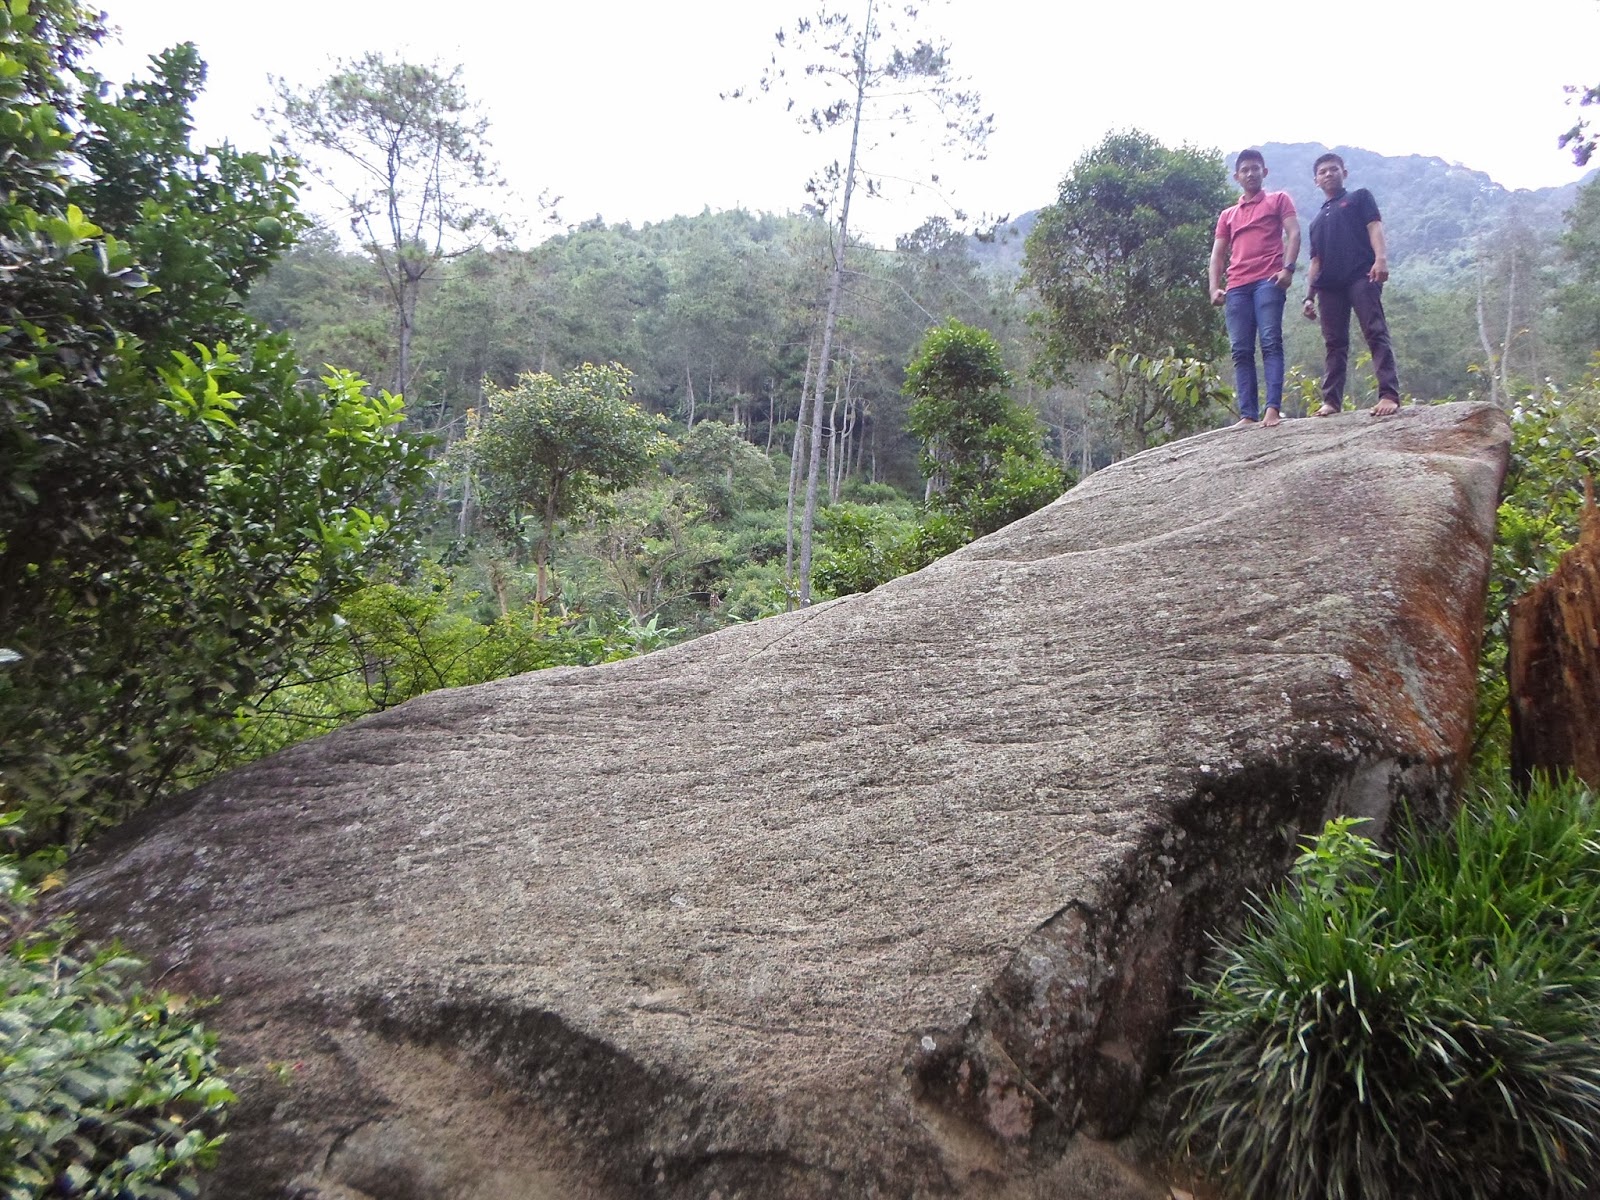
1080,390,1092,477
785,340,817,602
1500,250,1518,400
397,268,420,398
833,354,857,501
825,385,841,505
456,463,473,542
1475,257,1501,407
849,394,867,483
799,0,871,607
536,485,560,607
684,363,697,429
488,558,511,618
766,381,777,456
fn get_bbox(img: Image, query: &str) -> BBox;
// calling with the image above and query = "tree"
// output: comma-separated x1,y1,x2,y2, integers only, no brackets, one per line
1022,130,1232,454
1469,209,1557,405
463,363,672,605
669,419,780,519
730,0,993,605
245,223,395,388
0,3,431,845
1097,347,1233,452
269,55,505,398
905,321,1065,537
577,480,721,628
1561,80,1599,167
1552,180,1600,369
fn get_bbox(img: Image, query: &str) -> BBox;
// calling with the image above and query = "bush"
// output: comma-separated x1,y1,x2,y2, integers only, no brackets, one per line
813,504,918,597
1174,776,1600,1200
229,565,632,765
838,480,910,505
0,822,233,1197
961,449,1069,536
0,8,431,847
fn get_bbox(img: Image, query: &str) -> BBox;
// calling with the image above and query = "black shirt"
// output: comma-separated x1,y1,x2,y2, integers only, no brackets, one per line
1309,188,1382,291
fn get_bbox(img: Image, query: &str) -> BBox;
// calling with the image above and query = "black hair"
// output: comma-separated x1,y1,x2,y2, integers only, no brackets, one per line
1313,152,1345,173
1234,148,1265,170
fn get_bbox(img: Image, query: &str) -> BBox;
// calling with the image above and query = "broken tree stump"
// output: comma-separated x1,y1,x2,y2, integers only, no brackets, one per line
1509,482,1600,789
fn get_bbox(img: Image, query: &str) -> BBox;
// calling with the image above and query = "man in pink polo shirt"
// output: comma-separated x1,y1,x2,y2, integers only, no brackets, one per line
1208,149,1300,428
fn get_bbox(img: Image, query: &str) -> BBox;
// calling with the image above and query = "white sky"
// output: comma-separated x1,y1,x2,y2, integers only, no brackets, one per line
92,0,1600,246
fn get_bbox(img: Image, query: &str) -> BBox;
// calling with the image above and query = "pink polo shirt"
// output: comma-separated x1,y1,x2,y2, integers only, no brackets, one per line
1215,190,1296,290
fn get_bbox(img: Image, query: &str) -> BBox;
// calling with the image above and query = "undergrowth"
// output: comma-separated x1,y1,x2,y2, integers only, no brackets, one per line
0,815,233,1199
1174,775,1600,1200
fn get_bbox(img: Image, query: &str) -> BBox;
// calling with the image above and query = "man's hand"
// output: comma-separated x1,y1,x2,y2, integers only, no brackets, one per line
1301,297,1317,321
1274,269,1294,290
1210,286,1226,306
1368,258,1389,284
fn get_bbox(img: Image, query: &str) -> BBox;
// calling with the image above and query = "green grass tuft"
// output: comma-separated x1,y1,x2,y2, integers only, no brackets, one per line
1174,775,1600,1200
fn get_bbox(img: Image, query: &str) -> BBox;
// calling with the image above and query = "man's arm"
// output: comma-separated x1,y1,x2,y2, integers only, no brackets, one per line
1302,256,1321,319
1208,235,1228,305
1366,220,1389,283
1276,209,1302,289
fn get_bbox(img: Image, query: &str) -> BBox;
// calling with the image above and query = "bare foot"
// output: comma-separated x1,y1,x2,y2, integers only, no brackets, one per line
1314,403,1340,417
1262,407,1281,428
1232,417,1259,428
1373,395,1400,416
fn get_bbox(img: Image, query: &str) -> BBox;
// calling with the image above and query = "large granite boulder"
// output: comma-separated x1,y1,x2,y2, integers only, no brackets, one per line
59,403,1509,1200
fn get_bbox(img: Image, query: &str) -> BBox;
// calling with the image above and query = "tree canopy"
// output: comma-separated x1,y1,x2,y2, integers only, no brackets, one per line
269,54,505,397
1022,130,1231,377
904,320,1058,524
0,0,430,846
463,363,672,604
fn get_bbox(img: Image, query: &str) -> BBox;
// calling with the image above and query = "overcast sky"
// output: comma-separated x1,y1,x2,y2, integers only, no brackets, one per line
91,0,1600,246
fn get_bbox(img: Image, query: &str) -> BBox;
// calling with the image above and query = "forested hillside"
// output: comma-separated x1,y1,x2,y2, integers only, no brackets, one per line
256,142,1600,457
1258,142,1590,270
248,210,1029,493
977,143,1595,277
217,118,1600,789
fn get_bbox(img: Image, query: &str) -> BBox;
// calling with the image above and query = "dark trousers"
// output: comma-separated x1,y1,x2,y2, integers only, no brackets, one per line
1317,276,1400,409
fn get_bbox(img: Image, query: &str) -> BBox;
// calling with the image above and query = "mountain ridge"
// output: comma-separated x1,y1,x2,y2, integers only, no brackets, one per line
974,141,1596,283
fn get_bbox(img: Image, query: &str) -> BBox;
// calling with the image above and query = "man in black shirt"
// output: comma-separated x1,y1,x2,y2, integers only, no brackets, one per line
1302,153,1402,416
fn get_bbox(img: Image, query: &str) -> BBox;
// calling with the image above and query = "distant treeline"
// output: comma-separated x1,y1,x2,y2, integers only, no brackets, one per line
249,209,1032,492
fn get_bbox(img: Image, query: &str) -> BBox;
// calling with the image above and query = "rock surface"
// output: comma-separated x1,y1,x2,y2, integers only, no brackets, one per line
59,403,1509,1200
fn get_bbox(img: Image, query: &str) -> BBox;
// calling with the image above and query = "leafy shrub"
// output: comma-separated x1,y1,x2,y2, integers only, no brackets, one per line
1175,775,1600,1200
813,504,918,597
0,7,431,849
721,510,794,567
961,449,1068,536
0,823,233,1198
905,319,1069,532
229,566,631,765
717,560,795,622
837,480,909,505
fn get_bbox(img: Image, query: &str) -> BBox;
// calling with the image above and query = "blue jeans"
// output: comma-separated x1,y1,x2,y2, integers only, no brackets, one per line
1224,277,1287,420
